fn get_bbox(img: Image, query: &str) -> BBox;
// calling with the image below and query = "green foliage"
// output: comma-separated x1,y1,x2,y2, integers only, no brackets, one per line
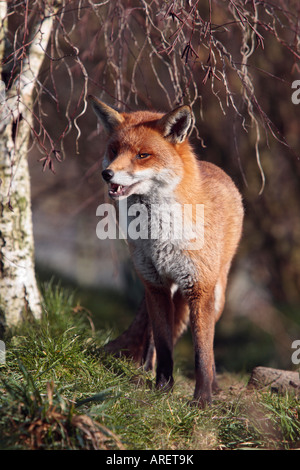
0,282,299,450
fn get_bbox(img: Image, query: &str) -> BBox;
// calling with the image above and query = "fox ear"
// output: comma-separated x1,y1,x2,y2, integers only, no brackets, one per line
89,95,124,133
157,105,193,143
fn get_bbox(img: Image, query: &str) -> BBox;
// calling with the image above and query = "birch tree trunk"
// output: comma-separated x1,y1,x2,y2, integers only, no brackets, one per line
0,2,54,331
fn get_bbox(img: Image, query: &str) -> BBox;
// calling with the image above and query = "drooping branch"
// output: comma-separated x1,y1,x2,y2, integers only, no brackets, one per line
18,4,55,111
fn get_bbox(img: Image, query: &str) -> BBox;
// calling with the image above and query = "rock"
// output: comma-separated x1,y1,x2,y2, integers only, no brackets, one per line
247,366,300,396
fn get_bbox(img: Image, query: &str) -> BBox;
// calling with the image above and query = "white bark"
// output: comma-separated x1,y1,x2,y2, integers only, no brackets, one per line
0,122,42,327
0,3,54,329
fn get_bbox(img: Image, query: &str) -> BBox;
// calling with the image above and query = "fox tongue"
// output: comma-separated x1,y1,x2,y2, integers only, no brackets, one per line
108,181,139,198
110,183,124,195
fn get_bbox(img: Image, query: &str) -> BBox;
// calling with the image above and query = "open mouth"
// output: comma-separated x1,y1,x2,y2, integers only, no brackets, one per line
109,182,138,199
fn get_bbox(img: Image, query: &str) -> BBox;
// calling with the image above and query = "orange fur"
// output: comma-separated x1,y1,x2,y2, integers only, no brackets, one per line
90,96,244,406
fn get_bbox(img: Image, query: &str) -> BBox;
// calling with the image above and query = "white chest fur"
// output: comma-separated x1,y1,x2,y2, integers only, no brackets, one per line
118,195,197,289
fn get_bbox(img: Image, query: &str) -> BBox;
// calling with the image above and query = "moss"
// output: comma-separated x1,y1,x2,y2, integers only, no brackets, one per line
16,197,28,212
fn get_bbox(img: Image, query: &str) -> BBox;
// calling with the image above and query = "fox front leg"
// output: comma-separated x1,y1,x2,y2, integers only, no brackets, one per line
144,284,175,391
188,288,216,407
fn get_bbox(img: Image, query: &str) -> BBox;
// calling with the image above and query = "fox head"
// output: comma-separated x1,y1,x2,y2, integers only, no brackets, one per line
89,96,194,200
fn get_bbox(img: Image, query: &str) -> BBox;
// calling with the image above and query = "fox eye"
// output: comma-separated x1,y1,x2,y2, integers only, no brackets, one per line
136,153,151,160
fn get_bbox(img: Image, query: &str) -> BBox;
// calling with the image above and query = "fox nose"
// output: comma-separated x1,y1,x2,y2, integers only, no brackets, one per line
102,169,114,182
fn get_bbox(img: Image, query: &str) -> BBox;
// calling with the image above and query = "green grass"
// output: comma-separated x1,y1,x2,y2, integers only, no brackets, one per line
0,281,299,450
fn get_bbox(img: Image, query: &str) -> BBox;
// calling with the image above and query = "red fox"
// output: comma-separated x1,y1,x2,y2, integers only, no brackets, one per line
90,96,244,406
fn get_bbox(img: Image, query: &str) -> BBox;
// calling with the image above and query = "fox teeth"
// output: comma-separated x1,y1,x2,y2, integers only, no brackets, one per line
110,183,123,192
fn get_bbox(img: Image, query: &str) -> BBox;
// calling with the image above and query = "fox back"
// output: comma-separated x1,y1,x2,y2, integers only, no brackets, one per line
90,97,244,406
